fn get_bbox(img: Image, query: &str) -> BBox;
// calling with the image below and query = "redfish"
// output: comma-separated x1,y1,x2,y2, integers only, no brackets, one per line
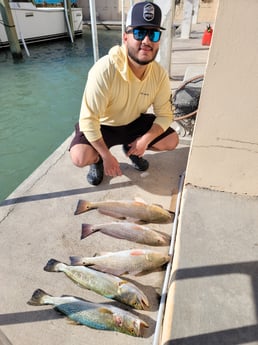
81,222,171,246
70,249,170,276
74,199,173,223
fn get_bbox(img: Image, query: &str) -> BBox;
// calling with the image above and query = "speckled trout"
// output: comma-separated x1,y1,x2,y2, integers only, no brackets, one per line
44,259,149,309
70,249,170,276
27,289,148,337
74,199,173,223
81,222,171,246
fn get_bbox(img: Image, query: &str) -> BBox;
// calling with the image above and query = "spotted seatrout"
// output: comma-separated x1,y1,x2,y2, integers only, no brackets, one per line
70,249,170,276
81,222,171,246
74,199,173,223
27,289,149,337
44,259,149,309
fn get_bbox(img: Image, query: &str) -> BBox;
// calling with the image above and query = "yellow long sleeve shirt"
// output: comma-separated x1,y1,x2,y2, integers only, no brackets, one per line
79,44,173,143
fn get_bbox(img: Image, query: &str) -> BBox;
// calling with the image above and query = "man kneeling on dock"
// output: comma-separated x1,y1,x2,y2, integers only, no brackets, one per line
69,1,178,185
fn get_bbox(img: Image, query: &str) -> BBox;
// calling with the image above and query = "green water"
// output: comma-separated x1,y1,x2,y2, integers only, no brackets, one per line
0,28,122,201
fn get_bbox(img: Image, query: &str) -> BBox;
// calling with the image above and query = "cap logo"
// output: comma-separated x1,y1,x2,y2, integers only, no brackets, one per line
143,3,155,22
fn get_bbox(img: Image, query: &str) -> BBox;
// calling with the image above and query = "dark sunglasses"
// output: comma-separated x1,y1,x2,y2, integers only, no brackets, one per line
126,28,162,43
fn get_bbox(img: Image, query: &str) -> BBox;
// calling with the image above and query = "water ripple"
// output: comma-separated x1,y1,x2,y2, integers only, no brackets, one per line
0,28,121,200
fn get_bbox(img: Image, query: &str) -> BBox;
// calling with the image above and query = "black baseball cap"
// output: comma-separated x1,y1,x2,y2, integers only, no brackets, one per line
126,1,165,30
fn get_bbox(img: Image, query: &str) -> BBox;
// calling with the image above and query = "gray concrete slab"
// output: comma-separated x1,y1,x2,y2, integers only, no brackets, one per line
162,186,258,345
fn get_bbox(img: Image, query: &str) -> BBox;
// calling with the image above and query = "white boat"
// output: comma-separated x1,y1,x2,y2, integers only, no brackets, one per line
0,1,83,48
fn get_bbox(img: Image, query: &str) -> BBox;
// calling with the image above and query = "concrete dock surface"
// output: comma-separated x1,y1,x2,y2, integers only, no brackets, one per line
0,133,189,345
1,20,258,345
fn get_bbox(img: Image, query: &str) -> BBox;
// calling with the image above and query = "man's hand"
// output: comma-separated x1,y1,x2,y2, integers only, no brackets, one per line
102,153,122,177
126,137,148,157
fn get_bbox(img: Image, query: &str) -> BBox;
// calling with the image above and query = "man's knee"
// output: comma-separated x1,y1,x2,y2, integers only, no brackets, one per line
70,145,88,167
70,153,86,167
152,131,179,151
169,131,179,150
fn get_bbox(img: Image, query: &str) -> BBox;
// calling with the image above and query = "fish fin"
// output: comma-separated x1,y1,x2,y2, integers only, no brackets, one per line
118,280,129,288
130,270,145,276
134,197,147,204
90,265,127,276
98,307,113,315
43,258,62,272
69,256,85,266
67,319,81,325
130,250,145,256
74,200,92,215
81,224,98,240
133,219,148,225
98,208,126,220
150,203,175,216
94,251,113,256
152,203,164,208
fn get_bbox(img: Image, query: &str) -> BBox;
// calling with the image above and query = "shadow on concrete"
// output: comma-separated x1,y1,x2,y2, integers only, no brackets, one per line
0,302,155,338
164,324,258,345
165,261,258,344
0,147,189,207
0,309,63,325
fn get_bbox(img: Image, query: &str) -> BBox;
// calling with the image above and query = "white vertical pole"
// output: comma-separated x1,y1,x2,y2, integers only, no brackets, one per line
192,0,200,24
155,0,176,77
121,0,125,43
181,0,193,39
89,0,99,62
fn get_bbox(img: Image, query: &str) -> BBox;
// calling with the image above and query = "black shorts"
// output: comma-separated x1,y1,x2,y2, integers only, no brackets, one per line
69,113,175,150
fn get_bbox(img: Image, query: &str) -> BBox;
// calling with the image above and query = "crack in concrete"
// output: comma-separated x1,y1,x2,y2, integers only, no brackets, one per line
194,144,258,154
217,137,258,147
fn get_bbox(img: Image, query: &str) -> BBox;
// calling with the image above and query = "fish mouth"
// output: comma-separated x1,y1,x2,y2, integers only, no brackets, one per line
135,319,149,337
140,296,150,310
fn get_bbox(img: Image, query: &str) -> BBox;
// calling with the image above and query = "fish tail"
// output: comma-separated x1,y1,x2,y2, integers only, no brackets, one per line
27,289,52,306
74,200,92,215
70,256,86,266
81,224,98,240
43,258,63,272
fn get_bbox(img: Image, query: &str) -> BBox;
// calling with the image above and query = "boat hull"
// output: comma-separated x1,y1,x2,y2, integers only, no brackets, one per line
0,2,83,48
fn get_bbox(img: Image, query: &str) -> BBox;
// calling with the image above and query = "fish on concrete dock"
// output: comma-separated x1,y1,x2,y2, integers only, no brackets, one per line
70,249,170,276
81,222,171,246
74,199,173,224
27,289,149,337
44,259,149,309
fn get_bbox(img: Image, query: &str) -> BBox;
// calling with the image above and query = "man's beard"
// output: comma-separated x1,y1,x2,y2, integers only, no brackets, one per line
127,46,158,66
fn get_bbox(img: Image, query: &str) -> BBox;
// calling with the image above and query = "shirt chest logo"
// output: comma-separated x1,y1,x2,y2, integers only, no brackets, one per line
140,91,150,96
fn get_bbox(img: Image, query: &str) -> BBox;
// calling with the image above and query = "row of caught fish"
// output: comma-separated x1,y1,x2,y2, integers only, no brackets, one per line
27,248,170,336
77,199,173,247
27,199,172,337
45,248,170,309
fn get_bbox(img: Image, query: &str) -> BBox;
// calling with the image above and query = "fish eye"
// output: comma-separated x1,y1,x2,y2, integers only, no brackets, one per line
132,301,138,308
128,326,136,335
